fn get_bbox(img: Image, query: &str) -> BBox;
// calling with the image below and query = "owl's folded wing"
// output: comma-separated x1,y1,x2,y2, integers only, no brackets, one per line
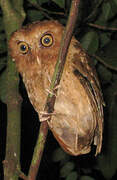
72,42,104,154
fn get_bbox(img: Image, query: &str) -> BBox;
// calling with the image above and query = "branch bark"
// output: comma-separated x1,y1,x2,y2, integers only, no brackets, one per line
27,0,80,179
0,0,25,180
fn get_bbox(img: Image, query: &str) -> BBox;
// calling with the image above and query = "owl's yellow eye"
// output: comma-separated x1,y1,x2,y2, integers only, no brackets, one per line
41,34,53,47
18,42,29,54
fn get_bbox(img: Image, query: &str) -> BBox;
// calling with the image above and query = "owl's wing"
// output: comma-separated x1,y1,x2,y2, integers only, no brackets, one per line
72,41,104,155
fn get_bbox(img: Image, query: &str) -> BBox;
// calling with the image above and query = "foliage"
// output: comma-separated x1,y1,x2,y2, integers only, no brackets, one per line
0,0,117,179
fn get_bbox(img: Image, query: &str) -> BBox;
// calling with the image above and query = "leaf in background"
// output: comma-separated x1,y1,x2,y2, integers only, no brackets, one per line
66,171,78,180
52,148,69,162
109,0,117,19
102,2,111,21
99,33,110,48
94,2,111,26
38,0,49,5
29,0,37,3
27,10,44,22
80,175,95,180
97,155,117,180
52,0,65,8
80,31,99,54
60,162,75,178
97,64,112,84
113,0,117,6
96,0,117,22
96,40,117,71
96,80,117,179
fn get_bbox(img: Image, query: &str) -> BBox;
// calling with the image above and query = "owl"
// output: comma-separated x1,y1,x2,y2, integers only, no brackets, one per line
9,20,104,156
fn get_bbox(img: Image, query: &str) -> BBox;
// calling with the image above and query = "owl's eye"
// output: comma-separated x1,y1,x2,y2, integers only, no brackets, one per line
18,42,29,54
41,34,53,47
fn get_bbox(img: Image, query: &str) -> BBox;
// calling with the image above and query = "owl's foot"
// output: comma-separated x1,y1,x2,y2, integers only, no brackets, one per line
45,85,60,97
39,111,56,122
45,89,57,97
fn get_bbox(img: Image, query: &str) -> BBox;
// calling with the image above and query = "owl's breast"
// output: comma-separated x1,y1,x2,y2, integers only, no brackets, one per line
22,71,48,113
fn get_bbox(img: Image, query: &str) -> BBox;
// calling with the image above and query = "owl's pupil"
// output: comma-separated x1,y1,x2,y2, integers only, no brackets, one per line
20,45,26,51
44,37,50,44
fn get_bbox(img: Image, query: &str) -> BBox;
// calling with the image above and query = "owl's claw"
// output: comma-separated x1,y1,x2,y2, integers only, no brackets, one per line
45,89,57,97
39,111,56,122
45,85,60,97
53,84,60,90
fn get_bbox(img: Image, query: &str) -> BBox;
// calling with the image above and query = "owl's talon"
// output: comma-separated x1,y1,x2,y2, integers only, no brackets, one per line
46,85,60,96
45,89,57,97
39,116,50,122
53,84,60,90
39,111,56,122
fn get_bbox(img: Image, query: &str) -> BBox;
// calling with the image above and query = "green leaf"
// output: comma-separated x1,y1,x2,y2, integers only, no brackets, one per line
102,2,111,21
66,171,78,180
97,64,112,83
97,154,117,179
38,0,49,5
52,0,65,8
109,0,117,19
60,162,75,177
95,2,111,25
99,33,110,48
96,40,117,71
52,148,69,162
96,79,117,179
29,0,37,3
80,176,95,180
113,0,117,6
27,10,44,22
80,31,99,54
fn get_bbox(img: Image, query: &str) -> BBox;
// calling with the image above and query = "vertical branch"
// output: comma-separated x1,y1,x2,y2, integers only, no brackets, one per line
28,0,80,180
0,0,25,180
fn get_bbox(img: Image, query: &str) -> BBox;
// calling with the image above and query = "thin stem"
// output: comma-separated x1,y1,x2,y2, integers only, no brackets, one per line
28,0,81,179
88,23,117,31
92,54,117,71
27,0,65,19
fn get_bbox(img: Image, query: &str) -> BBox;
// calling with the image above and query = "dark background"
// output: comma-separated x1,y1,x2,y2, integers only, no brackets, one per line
0,0,117,179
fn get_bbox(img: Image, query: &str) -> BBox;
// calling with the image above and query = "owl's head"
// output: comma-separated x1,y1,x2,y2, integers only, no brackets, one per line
9,20,64,74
